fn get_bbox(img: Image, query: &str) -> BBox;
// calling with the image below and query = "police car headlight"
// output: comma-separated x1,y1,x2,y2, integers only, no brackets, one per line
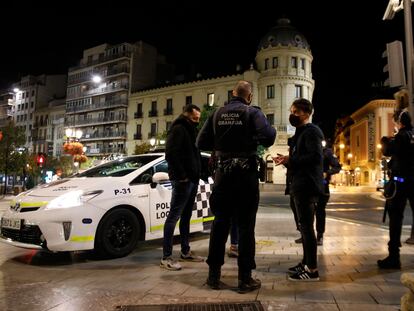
45,190,103,210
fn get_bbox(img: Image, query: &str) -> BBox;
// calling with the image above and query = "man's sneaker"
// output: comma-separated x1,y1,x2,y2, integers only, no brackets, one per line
227,245,239,258
377,256,401,269
317,237,323,246
288,265,319,282
180,251,204,262
287,262,304,274
160,257,182,271
294,237,303,244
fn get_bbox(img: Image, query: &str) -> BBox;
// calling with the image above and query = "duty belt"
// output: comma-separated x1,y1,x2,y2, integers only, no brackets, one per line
217,157,253,174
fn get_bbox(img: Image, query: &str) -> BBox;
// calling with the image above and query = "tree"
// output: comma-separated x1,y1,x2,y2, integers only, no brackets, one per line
198,103,218,130
134,142,151,155
0,121,26,194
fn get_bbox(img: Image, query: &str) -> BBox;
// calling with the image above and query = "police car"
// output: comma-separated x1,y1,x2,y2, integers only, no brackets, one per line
0,153,214,258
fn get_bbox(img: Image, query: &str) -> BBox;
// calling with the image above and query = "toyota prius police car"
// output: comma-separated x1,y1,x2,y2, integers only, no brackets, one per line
0,153,214,258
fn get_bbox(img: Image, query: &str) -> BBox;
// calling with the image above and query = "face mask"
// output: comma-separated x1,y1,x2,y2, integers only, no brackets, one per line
289,114,302,127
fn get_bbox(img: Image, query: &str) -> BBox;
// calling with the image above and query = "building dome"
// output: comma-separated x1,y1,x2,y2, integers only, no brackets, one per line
258,18,310,51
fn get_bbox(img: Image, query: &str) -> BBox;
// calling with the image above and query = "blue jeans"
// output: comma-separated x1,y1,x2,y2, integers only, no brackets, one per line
163,180,198,258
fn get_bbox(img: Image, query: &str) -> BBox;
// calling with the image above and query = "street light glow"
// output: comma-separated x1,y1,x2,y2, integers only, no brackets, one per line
75,130,83,139
149,138,156,146
339,143,345,149
65,128,73,137
92,75,102,83
13,88,20,93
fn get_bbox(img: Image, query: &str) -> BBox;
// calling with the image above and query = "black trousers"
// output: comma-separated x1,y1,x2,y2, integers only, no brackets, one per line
316,194,330,236
206,167,259,274
293,193,318,270
387,180,414,256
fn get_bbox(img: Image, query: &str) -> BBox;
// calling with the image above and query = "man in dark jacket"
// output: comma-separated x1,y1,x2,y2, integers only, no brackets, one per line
160,104,204,271
274,98,324,281
378,110,414,269
197,80,276,293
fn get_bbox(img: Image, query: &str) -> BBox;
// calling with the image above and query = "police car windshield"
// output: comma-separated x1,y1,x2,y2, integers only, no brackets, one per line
77,155,160,177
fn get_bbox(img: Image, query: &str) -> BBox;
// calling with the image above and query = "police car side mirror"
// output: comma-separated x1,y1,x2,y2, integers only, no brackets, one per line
151,172,170,188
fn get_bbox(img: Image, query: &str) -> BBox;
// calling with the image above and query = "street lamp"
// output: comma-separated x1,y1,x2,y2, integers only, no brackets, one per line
339,143,345,149
149,137,156,146
92,75,102,84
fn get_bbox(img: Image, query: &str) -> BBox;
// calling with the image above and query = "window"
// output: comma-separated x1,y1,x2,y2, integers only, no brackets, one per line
295,85,302,98
272,57,278,68
166,98,172,110
151,101,157,111
136,124,141,134
266,114,274,125
31,90,35,96
227,90,233,102
291,57,298,68
207,93,215,106
166,121,172,131
31,102,34,108
185,96,192,105
150,123,157,136
265,58,269,70
300,58,305,70
266,85,275,99
25,102,28,109
137,103,142,113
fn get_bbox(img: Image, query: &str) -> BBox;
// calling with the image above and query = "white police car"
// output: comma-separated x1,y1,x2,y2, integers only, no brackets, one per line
0,153,213,258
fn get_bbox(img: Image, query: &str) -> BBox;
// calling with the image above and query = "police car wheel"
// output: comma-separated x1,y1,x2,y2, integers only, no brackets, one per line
95,208,140,259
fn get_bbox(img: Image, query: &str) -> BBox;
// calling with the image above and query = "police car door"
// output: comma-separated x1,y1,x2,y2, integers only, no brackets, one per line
148,160,173,237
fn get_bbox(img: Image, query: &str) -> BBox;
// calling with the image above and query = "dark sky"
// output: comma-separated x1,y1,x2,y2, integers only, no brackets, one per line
0,0,408,137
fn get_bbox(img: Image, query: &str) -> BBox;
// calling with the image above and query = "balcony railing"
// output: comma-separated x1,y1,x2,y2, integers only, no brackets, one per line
82,131,127,141
148,110,158,117
84,83,129,96
86,147,126,155
164,108,173,116
66,99,128,113
134,111,143,119
69,51,131,72
133,133,142,140
66,115,127,127
68,67,130,86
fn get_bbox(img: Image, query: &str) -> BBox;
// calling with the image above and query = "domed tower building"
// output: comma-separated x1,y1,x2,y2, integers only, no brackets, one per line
256,18,315,184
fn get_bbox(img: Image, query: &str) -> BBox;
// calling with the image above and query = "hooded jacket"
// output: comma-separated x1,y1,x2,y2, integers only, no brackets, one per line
165,114,201,182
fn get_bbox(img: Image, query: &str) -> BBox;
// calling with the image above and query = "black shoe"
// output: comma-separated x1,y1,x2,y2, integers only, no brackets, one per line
237,277,261,294
377,256,401,269
288,262,304,274
317,237,323,246
288,266,319,282
206,267,223,290
294,237,303,244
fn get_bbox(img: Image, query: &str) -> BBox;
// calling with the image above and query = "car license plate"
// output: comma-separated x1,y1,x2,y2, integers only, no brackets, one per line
1,218,21,230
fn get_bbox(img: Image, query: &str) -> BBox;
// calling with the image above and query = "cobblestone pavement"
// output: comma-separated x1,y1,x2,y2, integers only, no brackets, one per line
0,197,413,310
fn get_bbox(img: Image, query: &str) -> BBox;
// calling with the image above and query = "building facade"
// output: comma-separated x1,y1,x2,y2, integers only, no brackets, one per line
11,74,67,153
65,41,171,157
0,91,13,127
127,19,315,183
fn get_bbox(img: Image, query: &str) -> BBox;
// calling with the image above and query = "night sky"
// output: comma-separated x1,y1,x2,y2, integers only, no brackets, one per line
0,0,408,137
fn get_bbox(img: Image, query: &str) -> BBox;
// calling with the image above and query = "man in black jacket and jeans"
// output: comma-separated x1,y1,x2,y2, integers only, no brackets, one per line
160,104,204,271
274,98,324,281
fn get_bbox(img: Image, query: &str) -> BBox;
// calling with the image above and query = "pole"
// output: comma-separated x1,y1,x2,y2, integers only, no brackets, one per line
403,0,414,119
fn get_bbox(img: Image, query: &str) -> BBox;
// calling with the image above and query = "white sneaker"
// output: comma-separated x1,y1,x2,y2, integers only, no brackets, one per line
180,251,204,262
160,257,182,270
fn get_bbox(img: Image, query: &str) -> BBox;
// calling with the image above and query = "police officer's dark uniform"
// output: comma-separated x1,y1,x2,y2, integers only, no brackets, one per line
315,147,341,244
378,111,414,269
196,96,276,293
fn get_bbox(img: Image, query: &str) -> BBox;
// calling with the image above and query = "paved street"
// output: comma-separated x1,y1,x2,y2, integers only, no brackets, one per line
0,191,413,310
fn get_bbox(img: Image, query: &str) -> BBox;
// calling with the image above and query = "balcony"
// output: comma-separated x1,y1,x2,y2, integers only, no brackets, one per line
148,110,158,117
69,51,132,72
133,133,142,140
164,108,173,116
134,111,143,119
66,99,128,114
82,131,127,141
84,83,129,96
86,146,126,155
66,115,127,127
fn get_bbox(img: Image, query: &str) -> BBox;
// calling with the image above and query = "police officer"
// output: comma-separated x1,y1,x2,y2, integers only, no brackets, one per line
378,110,414,269
315,142,341,245
196,80,276,293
